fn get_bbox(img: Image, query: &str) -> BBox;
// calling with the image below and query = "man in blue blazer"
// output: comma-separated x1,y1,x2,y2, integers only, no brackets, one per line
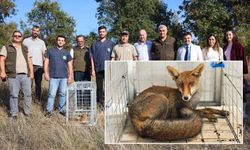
177,32,203,61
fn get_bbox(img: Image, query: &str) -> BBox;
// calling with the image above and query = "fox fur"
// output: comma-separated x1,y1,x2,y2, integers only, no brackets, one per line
128,63,229,141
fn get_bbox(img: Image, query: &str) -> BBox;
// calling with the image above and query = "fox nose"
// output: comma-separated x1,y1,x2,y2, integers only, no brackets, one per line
183,96,189,101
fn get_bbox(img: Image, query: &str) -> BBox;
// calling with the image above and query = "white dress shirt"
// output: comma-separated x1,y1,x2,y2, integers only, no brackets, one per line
177,43,203,61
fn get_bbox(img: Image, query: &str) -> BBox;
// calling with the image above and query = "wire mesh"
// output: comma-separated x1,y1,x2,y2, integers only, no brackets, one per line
221,61,243,143
105,61,129,143
66,81,96,126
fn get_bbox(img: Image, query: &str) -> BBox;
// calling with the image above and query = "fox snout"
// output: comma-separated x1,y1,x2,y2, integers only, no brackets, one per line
180,85,192,101
182,95,191,101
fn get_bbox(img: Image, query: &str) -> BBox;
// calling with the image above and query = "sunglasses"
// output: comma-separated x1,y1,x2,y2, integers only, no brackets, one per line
13,35,22,38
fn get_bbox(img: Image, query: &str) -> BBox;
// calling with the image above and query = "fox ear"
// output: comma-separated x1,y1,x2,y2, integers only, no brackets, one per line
191,63,204,77
167,66,179,80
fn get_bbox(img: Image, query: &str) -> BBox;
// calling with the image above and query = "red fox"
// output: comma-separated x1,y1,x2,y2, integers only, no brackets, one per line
128,63,229,141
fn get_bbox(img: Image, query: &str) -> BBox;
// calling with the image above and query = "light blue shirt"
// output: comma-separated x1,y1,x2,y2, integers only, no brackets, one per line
134,41,152,60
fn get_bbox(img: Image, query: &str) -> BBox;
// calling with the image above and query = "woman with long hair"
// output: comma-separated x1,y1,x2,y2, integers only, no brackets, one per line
223,30,248,74
203,34,223,61
223,30,248,121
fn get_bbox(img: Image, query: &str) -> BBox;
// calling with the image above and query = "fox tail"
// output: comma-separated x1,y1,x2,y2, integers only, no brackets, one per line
138,113,202,141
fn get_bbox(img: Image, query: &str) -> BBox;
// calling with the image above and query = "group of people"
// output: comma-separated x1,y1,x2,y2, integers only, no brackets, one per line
0,24,248,119
0,25,114,119
112,24,247,65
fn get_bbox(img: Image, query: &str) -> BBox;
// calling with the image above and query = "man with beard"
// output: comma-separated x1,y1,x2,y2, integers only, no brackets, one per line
23,25,47,101
90,26,115,107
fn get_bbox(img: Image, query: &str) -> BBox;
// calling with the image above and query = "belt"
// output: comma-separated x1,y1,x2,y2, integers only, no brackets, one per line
17,73,27,75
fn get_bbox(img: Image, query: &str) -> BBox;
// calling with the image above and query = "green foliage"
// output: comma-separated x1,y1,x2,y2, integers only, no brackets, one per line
180,0,231,47
236,25,250,57
96,0,174,42
0,22,17,47
169,12,185,48
227,0,250,57
26,0,76,49
0,0,16,50
0,0,16,23
20,20,31,38
85,31,98,48
180,0,250,56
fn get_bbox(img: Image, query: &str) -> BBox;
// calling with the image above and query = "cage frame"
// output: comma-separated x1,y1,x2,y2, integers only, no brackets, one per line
66,81,97,126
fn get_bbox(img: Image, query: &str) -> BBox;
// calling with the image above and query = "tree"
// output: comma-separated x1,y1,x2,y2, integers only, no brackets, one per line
96,0,174,42
85,31,98,48
0,0,17,47
180,0,250,55
0,22,17,47
219,0,250,26
25,0,76,49
0,0,16,23
179,0,231,46
170,12,185,47
224,0,250,56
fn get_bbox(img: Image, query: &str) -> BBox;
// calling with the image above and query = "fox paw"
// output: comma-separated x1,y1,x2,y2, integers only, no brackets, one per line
220,110,229,116
208,117,218,122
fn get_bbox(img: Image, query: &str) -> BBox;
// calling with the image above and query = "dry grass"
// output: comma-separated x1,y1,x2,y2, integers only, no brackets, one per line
0,78,250,150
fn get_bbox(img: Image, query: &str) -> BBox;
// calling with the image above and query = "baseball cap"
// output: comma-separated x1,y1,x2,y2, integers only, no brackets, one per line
121,30,129,35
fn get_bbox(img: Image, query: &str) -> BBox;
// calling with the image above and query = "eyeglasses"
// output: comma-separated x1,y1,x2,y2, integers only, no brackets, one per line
13,35,22,38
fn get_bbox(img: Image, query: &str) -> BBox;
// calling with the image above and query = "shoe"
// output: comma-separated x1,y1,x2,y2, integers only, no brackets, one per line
44,111,52,118
59,111,66,116
34,97,41,104
24,113,32,118
10,115,17,120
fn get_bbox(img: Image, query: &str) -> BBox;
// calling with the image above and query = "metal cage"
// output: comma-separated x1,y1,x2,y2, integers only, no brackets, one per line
66,81,96,126
221,62,243,143
105,62,130,143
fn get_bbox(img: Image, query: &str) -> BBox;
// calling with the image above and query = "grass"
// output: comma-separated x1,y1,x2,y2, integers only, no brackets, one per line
0,78,250,150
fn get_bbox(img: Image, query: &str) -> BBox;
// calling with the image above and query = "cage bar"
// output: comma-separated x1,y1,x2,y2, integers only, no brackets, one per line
66,81,96,126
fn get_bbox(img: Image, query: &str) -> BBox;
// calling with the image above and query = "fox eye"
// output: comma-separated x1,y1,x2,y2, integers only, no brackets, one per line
189,82,194,86
178,82,183,87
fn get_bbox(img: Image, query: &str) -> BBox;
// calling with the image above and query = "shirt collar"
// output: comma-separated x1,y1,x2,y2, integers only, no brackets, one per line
185,43,193,48
56,47,64,50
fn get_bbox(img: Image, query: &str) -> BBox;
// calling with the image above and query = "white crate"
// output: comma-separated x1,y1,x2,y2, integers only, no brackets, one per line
66,81,96,126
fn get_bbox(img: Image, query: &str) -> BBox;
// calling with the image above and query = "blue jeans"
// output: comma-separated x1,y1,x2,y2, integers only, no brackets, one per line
47,78,67,113
8,74,32,116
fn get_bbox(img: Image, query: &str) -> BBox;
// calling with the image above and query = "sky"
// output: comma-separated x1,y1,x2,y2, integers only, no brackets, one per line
6,0,183,35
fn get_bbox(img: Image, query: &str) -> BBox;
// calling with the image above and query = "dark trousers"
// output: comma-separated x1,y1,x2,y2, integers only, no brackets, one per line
33,65,44,99
243,79,250,102
96,71,104,106
74,71,91,81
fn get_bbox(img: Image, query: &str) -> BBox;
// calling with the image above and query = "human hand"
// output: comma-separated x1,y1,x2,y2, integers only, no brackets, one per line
67,76,73,84
0,72,7,82
44,73,50,81
29,73,34,80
